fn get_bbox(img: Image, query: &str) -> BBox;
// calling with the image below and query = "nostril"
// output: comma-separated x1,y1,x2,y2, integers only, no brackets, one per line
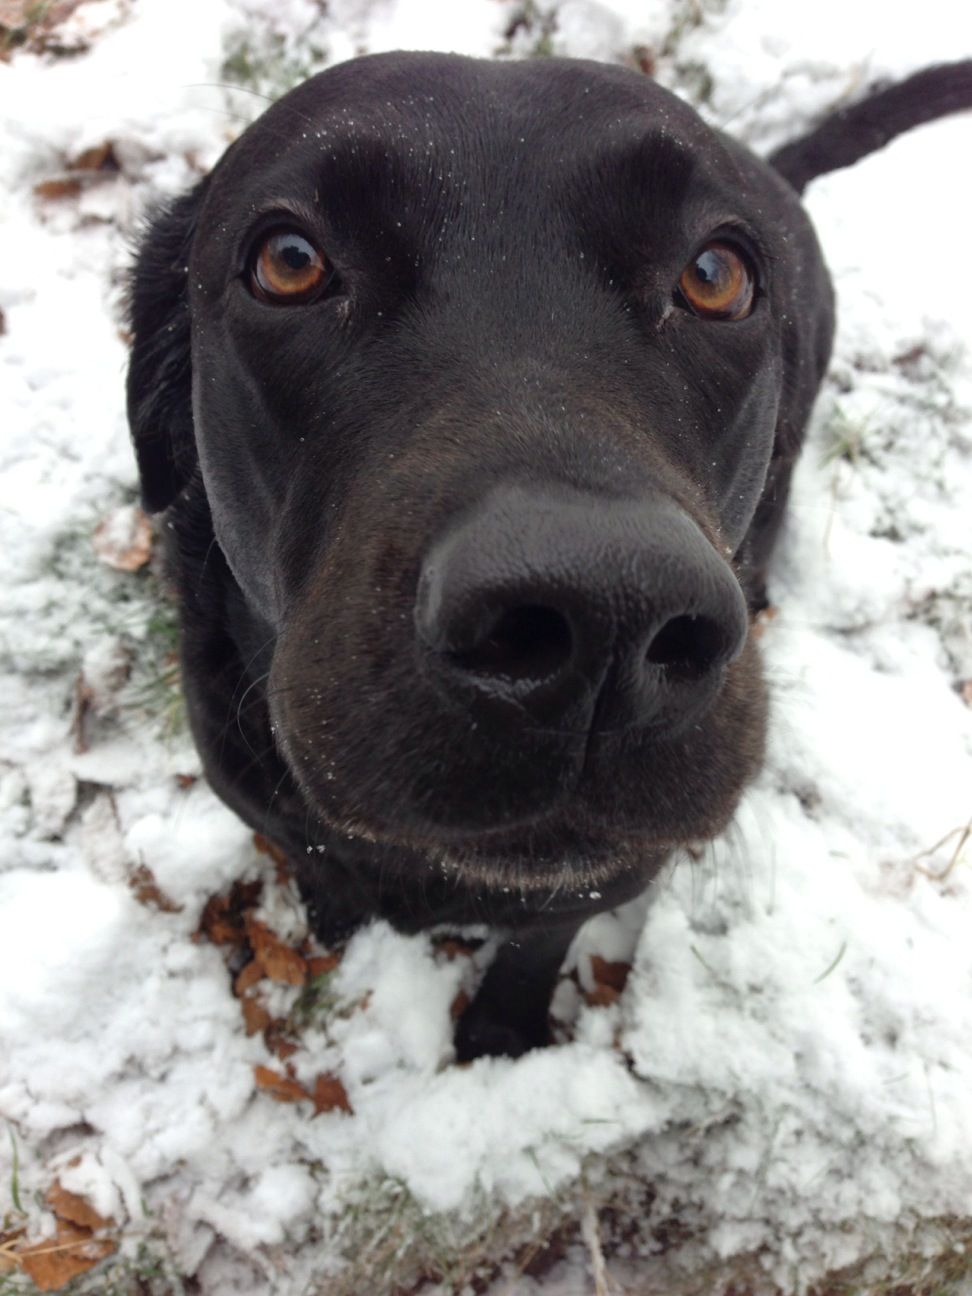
450,605,573,684
645,614,727,680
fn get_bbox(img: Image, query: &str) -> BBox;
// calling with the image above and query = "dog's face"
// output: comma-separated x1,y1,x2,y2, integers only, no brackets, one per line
130,53,834,892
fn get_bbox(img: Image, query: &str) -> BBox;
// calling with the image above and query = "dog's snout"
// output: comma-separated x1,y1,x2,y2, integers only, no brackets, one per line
415,486,748,735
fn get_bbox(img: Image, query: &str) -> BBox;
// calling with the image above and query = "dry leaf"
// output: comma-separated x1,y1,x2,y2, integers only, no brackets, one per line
240,995,272,1037
33,177,82,201
961,680,972,708
312,1073,352,1115
72,141,118,172
234,960,265,995
306,953,340,978
751,604,778,640
435,937,479,961
46,1183,112,1233
265,1022,299,1061
253,1065,308,1104
584,984,622,1008
450,989,470,1020
245,916,307,986
589,955,631,994
129,863,181,914
196,879,262,947
92,506,152,572
18,1220,115,1292
253,832,289,869
253,830,292,884
0,0,79,28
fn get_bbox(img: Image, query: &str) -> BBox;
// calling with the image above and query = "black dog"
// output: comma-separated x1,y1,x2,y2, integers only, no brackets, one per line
127,54,972,1059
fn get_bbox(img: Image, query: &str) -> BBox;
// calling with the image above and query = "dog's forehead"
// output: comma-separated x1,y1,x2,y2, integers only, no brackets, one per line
215,51,735,193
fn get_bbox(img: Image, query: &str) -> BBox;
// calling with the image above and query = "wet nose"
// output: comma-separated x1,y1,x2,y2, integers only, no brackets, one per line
414,486,748,735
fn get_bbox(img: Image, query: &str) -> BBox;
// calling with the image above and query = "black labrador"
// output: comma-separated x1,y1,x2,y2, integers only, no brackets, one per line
127,54,972,1059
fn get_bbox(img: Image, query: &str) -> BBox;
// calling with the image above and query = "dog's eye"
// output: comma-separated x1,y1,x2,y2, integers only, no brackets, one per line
250,229,330,303
676,241,755,321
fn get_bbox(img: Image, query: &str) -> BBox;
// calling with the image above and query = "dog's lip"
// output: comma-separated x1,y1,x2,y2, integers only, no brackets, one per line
303,806,678,889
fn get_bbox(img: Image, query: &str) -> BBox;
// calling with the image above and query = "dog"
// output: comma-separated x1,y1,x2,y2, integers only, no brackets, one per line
127,52,972,1060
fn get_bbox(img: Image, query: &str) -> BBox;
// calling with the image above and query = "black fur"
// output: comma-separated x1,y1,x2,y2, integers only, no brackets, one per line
127,54,972,1059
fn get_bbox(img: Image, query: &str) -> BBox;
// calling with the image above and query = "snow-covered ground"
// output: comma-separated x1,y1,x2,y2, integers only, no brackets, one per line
1,1,971,1293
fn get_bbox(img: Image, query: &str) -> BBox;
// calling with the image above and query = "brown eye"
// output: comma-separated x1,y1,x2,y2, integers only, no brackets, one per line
676,241,756,321
251,228,329,303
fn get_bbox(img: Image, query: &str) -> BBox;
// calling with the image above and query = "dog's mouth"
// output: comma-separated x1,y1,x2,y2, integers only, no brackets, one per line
299,794,682,894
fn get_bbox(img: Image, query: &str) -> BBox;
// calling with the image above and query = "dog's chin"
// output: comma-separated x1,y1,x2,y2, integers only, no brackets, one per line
305,802,676,893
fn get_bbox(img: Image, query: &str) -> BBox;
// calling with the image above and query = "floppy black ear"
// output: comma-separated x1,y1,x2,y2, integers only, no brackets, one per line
127,179,209,513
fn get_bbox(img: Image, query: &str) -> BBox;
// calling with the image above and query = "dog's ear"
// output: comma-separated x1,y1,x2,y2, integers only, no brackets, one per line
127,179,208,513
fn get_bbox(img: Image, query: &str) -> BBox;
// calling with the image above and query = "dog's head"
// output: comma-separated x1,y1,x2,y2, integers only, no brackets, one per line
129,52,834,891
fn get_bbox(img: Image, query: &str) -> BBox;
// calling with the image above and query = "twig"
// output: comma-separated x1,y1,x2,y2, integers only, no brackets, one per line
580,1195,612,1296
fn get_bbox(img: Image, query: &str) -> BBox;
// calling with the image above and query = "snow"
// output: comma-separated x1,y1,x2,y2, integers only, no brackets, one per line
1,0,971,1293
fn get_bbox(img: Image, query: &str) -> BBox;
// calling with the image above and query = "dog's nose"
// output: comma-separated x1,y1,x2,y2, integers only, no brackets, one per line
414,486,749,735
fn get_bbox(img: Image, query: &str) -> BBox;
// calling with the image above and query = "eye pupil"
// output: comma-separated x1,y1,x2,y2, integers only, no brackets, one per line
281,242,310,270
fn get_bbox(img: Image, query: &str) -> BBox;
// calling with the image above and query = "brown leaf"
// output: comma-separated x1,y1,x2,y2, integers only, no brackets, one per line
17,1220,115,1292
72,141,118,172
589,955,631,994
253,1065,308,1104
92,507,153,572
253,831,292,884
246,916,307,986
234,960,265,995
33,177,82,201
46,1183,111,1233
265,1022,299,1061
961,680,972,708
196,879,262,947
129,863,182,914
175,773,197,789
312,1073,352,1115
253,832,289,869
751,604,778,640
306,952,341,978
240,995,272,1037
435,937,479,961
584,984,622,1009
450,989,471,1020
0,0,78,30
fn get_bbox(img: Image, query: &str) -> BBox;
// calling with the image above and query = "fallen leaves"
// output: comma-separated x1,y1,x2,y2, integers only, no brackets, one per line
32,141,122,202
196,853,353,1116
584,955,632,1009
128,862,182,914
196,877,263,949
253,1065,353,1114
92,505,153,572
245,915,308,985
4,1180,117,1292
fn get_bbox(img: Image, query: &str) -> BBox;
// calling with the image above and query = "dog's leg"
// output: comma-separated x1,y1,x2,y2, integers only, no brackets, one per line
294,853,377,946
455,918,582,1061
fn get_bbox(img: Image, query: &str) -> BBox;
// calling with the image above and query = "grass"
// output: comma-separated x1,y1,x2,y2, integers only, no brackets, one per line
26,504,188,738
0,2,51,57
287,966,340,1030
118,591,186,738
821,406,870,467
221,23,329,102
